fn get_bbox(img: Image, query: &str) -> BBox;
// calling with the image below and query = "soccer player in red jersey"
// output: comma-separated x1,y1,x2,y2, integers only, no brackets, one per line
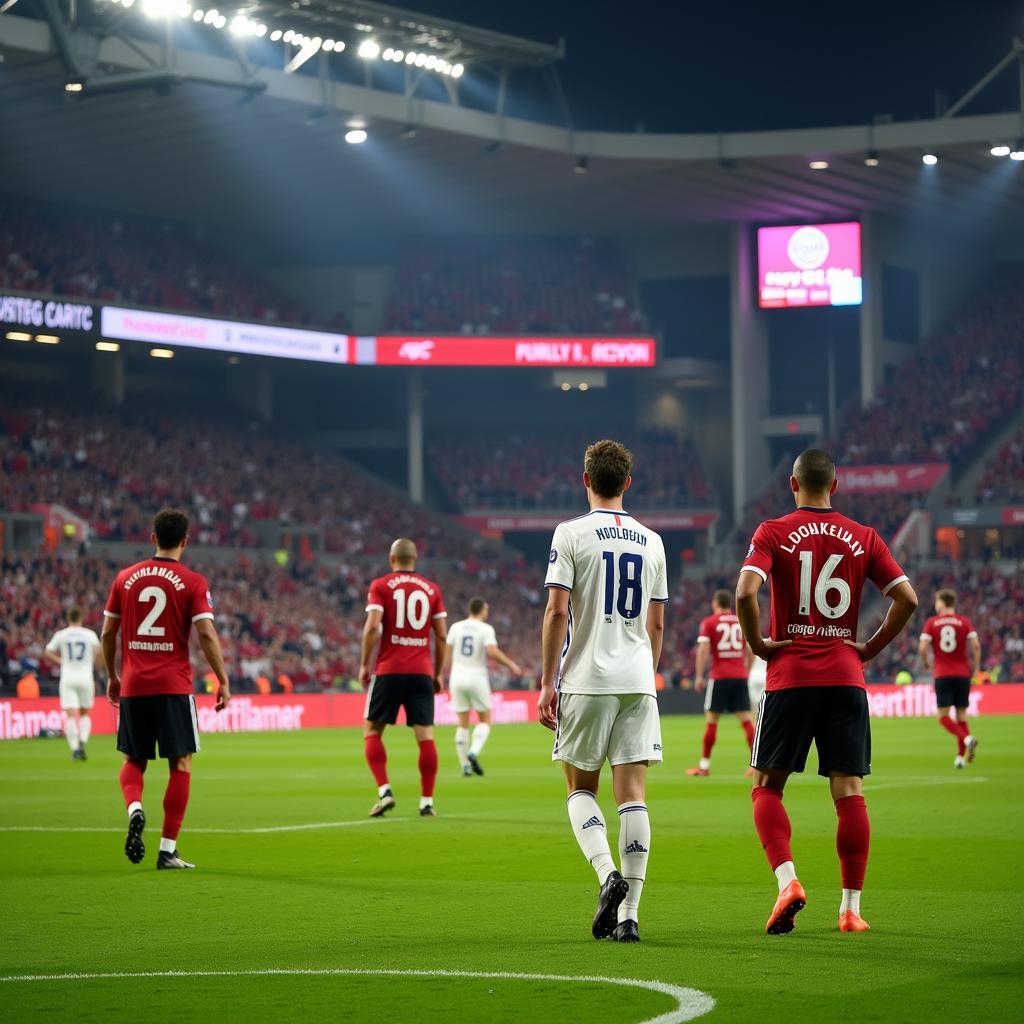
360,538,447,818
101,509,231,870
918,589,981,768
736,450,918,935
687,590,756,777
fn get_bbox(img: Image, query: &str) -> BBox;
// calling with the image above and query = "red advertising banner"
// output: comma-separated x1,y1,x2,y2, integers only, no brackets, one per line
863,683,1024,718
457,511,717,533
0,691,538,741
836,463,949,494
1001,507,1024,525
371,336,656,367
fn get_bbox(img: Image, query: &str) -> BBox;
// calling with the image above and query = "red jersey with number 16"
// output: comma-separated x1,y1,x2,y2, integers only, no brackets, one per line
698,612,749,680
366,571,446,676
104,557,215,697
741,507,908,691
920,614,977,678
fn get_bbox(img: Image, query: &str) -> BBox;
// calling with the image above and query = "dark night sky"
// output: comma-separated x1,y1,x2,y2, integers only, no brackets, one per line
419,0,1024,132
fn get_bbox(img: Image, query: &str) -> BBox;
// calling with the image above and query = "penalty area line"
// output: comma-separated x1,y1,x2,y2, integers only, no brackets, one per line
0,819,387,835
0,968,715,1023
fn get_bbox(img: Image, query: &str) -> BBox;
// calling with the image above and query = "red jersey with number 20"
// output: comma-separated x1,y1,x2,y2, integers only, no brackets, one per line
104,557,215,697
741,507,908,691
920,614,977,678
366,572,446,676
698,612,749,680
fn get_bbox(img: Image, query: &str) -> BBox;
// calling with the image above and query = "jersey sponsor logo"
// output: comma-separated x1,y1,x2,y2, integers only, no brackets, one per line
397,339,435,361
549,548,558,563
581,815,602,830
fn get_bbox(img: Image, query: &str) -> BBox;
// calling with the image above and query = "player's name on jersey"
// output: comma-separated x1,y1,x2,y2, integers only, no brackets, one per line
389,635,430,647
122,564,187,592
384,573,438,595
779,521,866,556
593,525,648,545
128,640,175,652
786,623,853,638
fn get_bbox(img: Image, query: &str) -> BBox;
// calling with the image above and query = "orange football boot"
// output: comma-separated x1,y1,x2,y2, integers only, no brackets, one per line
766,879,807,935
838,910,870,932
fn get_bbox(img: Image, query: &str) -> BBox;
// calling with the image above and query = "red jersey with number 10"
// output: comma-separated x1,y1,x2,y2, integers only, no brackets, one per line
104,557,215,697
741,507,908,691
698,612,749,680
920,614,977,678
366,571,446,676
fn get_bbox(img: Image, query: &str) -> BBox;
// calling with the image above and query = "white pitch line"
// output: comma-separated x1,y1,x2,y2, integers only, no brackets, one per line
0,968,715,1023
0,819,385,835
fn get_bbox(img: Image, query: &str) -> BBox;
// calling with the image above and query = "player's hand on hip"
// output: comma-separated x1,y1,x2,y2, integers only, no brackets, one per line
752,638,792,660
433,675,443,695
215,680,231,711
359,665,372,689
843,640,874,662
107,676,121,708
538,683,558,731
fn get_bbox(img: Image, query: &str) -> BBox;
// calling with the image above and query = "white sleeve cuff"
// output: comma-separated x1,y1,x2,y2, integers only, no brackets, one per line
432,612,448,619
881,575,909,597
967,631,978,639
740,565,768,582
192,612,215,623
365,604,384,613
919,634,932,642
103,610,120,618
696,636,711,644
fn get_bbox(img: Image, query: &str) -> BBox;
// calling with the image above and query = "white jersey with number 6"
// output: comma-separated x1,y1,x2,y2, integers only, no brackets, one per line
447,618,497,684
545,509,668,696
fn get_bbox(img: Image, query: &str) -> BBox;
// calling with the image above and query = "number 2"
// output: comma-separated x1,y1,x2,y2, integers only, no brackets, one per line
138,586,167,636
797,552,851,619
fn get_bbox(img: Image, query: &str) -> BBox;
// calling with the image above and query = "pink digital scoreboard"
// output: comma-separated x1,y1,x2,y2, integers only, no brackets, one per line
757,222,863,309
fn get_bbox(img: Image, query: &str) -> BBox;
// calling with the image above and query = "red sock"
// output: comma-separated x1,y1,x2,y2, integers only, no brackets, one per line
701,722,718,759
119,758,146,809
752,786,793,870
939,715,965,754
418,739,438,798
742,719,755,749
161,769,191,842
835,794,870,890
954,719,970,739
364,733,389,788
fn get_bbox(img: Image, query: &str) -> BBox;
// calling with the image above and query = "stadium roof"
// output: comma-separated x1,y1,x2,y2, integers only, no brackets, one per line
3,10,1024,239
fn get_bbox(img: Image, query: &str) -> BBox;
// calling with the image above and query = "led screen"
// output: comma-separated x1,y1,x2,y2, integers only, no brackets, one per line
757,222,862,308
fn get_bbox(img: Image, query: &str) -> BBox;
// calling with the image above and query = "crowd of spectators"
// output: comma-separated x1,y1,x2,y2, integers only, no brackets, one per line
975,425,1024,505
829,268,1024,467
430,430,715,511
0,198,329,328
383,237,647,334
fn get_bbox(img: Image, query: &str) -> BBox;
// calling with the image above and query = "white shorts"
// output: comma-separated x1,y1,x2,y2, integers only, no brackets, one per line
748,676,766,713
59,679,95,712
450,676,492,713
553,692,662,771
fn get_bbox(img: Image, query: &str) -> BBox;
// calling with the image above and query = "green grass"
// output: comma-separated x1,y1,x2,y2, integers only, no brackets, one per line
1,715,1022,1023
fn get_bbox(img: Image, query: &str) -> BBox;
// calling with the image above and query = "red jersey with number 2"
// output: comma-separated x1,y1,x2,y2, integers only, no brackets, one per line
366,572,446,676
920,614,977,678
698,612,749,680
741,507,908,691
104,557,215,697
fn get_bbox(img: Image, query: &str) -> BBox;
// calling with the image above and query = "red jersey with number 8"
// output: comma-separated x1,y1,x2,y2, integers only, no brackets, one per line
920,614,977,678
698,612,749,680
741,507,908,691
104,557,215,696
366,572,446,676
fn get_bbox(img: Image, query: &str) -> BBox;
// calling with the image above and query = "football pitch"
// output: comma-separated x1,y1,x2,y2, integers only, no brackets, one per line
1,715,1021,1023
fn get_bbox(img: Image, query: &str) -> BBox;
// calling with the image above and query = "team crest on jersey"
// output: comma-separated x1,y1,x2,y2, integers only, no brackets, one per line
549,548,558,563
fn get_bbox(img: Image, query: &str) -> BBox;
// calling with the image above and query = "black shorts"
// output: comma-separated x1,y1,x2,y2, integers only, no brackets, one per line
705,677,751,714
117,694,200,761
751,686,871,778
935,676,971,709
365,674,435,726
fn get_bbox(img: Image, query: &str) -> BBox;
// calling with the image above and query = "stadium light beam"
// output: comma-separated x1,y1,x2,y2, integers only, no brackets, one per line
358,39,380,59
922,153,938,165
808,160,829,170
991,144,1011,157
345,128,368,144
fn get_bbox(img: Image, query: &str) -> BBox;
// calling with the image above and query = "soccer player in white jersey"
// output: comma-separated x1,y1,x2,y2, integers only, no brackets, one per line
444,597,522,776
43,608,102,761
539,440,668,944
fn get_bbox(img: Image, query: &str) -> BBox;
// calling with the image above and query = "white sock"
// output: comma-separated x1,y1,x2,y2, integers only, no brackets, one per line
79,716,92,745
64,717,79,751
775,860,797,891
840,888,862,916
159,837,176,853
470,723,491,757
455,727,470,768
964,733,974,744
617,801,650,923
127,801,143,817
419,796,433,810
378,783,392,798
699,757,711,771
567,790,616,885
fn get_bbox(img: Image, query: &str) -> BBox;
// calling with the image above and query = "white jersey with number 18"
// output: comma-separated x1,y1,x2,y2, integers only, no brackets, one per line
545,509,668,697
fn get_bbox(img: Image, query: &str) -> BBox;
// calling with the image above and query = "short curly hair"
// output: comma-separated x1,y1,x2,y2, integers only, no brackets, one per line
584,440,633,499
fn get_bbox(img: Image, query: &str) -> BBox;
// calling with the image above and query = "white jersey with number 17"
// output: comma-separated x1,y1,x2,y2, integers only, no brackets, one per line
545,509,668,697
